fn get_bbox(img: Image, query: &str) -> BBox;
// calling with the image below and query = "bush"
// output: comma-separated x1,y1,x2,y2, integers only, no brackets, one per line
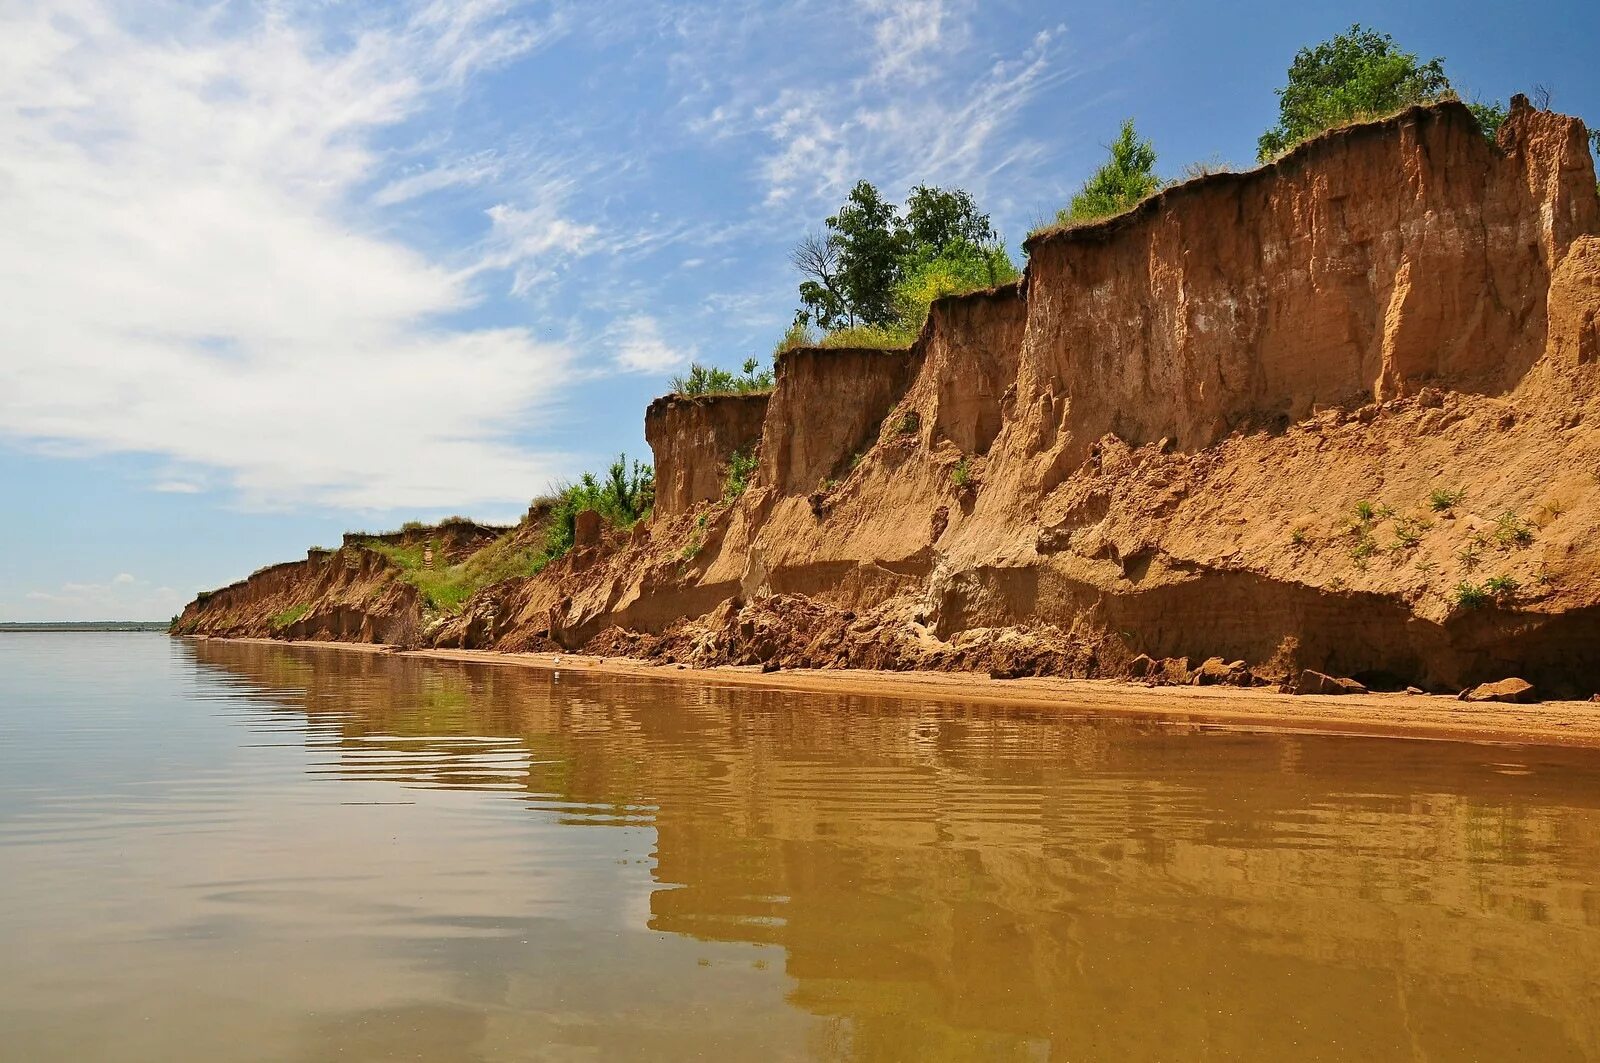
1057,119,1161,226
892,243,1020,335
670,357,773,396
540,454,655,560
1257,25,1452,161
774,319,815,357
722,448,758,501
1429,487,1466,512
951,458,971,488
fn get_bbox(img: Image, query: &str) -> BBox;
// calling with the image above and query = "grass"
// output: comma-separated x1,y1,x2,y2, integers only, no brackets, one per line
1290,527,1307,547
815,324,915,349
1429,487,1466,512
1388,515,1431,552
1453,582,1489,610
951,458,972,488
271,604,309,630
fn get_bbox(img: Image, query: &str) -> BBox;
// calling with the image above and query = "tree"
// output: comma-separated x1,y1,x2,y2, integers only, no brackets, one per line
902,185,996,256
827,180,905,328
1057,119,1160,226
1257,25,1450,161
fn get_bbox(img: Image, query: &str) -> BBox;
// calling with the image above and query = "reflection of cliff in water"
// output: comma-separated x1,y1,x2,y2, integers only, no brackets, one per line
189,639,1600,1061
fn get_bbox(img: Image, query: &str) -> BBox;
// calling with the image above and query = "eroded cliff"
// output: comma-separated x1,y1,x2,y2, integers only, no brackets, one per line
178,99,1600,696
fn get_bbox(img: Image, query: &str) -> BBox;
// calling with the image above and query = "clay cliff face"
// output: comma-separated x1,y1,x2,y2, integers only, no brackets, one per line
645,393,768,517
177,100,1600,696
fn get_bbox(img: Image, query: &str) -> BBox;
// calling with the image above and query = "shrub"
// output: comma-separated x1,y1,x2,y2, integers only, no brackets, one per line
1056,119,1161,226
1429,487,1466,512
895,411,920,436
670,357,774,396
951,458,971,488
723,448,758,501
1257,25,1452,161
774,319,814,357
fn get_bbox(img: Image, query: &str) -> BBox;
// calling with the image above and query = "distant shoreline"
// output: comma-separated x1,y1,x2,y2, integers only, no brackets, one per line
0,622,169,632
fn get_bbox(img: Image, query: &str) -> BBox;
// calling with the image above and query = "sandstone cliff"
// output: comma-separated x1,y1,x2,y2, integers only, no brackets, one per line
176,99,1600,697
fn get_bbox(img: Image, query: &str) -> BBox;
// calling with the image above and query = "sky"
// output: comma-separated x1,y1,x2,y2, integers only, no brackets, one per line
2,0,1598,621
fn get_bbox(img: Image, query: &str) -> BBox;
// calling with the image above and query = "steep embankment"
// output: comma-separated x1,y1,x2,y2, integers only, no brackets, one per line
179,98,1600,697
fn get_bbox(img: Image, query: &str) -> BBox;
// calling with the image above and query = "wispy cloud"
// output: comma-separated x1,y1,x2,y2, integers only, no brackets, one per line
611,315,692,373
0,0,581,511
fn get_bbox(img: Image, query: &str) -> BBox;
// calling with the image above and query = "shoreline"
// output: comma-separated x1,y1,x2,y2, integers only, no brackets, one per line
193,636,1600,750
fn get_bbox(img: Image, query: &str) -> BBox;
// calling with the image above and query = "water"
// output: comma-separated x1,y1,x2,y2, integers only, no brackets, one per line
2,634,1599,1061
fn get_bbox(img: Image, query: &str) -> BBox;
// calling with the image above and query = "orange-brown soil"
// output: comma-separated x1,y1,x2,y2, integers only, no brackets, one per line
178,98,1600,706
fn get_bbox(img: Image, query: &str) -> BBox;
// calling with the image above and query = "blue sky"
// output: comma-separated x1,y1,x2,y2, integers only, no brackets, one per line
3,0,1598,621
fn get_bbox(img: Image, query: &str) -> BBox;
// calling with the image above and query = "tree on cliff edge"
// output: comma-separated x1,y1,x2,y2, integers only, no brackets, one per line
1257,25,1451,161
1057,120,1161,226
792,182,1015,336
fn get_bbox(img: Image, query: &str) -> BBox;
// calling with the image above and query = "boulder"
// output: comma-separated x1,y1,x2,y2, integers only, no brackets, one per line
1128,653,1155,678
1459,678,1537,704
1291,670,1368,696
1192,657,1251,686
573,509,603,547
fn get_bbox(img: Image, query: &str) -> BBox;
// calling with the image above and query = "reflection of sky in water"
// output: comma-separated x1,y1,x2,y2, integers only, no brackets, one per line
2,633,1600,1061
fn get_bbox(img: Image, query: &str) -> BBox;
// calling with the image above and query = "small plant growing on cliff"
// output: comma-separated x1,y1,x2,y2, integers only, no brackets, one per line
1354,499,1377,523
895,411,920,436
1429,487,1466,512
722,448,758,501
1349,533,1377,567
951,458,972,488
1457,540,1482,571
1453,581,1489,610
1484,574,1520,600
1493,510,1534,549
1388,516,1430,552
1290,526,1308,547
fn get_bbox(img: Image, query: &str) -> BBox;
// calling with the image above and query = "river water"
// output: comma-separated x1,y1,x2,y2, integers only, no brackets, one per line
2,634,1599,1061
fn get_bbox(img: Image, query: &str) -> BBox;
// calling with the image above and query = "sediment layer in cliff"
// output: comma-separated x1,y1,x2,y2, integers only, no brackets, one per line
177,99,1600,697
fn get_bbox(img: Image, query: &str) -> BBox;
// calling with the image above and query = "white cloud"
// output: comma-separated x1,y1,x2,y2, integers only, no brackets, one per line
480,198,601,295
611,315,691,373
0,0,586,511
373,152,504,206
756,24,1064,206
864,0,965,84
152,480,203,494
112,573,136,585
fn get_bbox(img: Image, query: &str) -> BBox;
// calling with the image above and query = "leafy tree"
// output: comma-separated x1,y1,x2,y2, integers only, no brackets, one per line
901,185,997,256
1469,100,1508,140
1057,119,1161,225
793,181,1016,335
1257,25,1450,160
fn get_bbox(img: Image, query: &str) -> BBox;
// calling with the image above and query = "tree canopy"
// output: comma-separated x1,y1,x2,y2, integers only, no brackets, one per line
1257,25,1453,160
792,182,1017,337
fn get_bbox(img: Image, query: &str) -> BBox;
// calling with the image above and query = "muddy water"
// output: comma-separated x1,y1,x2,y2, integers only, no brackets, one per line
3,636,1600,1061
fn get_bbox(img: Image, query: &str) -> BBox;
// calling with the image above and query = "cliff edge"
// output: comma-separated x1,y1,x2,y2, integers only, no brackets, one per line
177,99,1600,697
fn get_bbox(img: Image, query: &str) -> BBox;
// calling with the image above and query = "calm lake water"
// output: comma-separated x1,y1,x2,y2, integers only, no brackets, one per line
2,634,1600,1061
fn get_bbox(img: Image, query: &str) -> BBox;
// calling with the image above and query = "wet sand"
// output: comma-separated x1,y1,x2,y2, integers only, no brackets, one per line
199,637,1600,749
